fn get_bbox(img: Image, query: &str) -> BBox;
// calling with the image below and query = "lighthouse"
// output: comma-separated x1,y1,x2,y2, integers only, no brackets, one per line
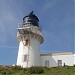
16,11,44,68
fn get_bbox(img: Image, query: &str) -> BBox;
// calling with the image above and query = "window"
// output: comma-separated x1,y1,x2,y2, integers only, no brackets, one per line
25,39,29,46
23,39,29,46
58,60,62,66
45,60,49,67
23,55,27,62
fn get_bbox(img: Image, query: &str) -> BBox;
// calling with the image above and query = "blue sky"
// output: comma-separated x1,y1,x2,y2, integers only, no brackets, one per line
0,0,74,65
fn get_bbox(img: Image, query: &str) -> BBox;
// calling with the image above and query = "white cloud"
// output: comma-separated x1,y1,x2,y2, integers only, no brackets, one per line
0,8,18,44
39,0,58,16
0,45,18,49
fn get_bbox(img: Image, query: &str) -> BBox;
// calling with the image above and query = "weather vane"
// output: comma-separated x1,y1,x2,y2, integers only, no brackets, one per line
30,10,34,14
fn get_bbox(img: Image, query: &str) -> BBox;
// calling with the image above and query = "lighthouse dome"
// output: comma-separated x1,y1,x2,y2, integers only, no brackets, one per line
23,11,39,27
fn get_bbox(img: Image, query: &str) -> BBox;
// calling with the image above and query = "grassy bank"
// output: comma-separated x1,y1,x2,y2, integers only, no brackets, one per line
0,65,75,75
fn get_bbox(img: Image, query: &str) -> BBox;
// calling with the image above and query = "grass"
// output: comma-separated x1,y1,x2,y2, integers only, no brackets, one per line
0,65,75,75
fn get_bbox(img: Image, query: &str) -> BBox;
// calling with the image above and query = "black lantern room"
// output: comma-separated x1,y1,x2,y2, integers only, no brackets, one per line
23,11,39,27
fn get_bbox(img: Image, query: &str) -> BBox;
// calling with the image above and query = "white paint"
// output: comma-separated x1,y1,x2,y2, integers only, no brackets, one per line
17,36,41,68
74,54,75,65
28,38,41,67
41,53,74,67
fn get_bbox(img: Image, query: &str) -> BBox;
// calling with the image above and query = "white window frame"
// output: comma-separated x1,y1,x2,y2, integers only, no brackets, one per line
23,54,28,62
45,60,49,67
58,60,62,66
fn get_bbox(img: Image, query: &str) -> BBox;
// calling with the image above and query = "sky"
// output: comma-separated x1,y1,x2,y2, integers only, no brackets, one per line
0,0,74,65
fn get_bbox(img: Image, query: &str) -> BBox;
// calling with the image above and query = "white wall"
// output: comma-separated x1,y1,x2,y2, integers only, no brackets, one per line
17,37,41,68
41,56,56,67
17,41,28,67
74,54,75,65
28,37,41,67
41,54,74,67
52,54,74,66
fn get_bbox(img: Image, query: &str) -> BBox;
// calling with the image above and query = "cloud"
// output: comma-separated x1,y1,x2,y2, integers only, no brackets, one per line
41,11,74,52
0,45,18,49
0,8,18,44
0,20,7,44
39,0,58,16
0,0,73,52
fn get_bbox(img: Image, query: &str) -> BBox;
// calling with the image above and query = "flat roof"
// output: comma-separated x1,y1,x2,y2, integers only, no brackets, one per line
40,52,73,56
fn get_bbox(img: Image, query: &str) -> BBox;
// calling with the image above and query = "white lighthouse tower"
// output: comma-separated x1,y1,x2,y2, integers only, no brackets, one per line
16,11,44,68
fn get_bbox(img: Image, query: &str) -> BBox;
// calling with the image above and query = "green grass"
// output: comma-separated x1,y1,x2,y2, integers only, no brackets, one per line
0,65,75,75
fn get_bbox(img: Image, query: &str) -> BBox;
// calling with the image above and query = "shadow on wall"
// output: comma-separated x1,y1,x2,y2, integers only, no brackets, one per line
41,55,57,67
49,57,57,67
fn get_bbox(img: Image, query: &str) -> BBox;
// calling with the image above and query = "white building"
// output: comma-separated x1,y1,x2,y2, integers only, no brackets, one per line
41,52,74,67
16,11,75,68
